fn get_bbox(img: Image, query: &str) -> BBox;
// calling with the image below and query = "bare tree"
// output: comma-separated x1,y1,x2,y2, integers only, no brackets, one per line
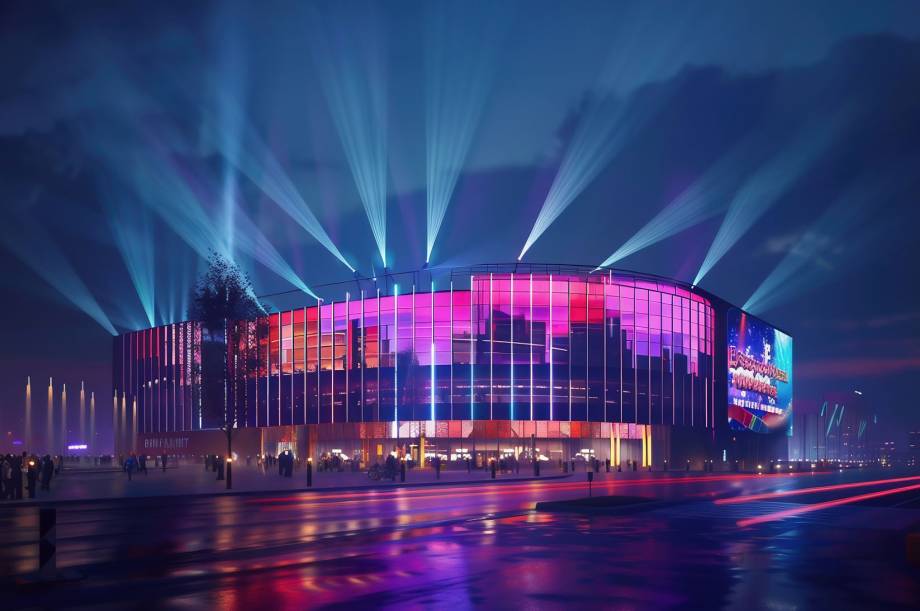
189,251,263,468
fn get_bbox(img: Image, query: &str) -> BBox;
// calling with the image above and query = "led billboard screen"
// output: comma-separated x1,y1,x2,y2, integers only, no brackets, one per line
727,308,793,433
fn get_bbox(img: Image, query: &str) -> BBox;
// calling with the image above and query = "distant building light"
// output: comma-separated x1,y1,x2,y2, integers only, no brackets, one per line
68,444,88,450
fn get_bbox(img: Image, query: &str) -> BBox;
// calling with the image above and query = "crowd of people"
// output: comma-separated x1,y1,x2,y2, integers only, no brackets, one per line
1,453,63,500
121,452,170,480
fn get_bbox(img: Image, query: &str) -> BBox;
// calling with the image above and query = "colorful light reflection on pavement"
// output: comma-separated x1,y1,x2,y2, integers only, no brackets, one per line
2,469,919,609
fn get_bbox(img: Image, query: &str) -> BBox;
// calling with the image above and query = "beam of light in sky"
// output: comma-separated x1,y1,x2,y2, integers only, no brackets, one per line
215,4,245,261
310,5,388,267
158,247,193,325
424,2,510,264
131,133,317,300
2,216,117,336
693,114,845,286
166,152,318,300
206,97,355,272
520,94,661,261
743,177,892,315
101,185,156,328
232,202,318,300
598,139,758,268
519,4,698,261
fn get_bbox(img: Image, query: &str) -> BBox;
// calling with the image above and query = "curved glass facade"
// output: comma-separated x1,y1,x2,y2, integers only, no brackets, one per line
115,270,716,436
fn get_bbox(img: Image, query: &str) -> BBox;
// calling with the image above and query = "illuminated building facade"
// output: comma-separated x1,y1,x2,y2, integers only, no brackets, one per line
113,264,787,467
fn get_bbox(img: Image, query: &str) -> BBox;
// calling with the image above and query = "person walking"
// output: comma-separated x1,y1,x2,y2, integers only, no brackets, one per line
40,455,54,491
161,453,167,472
12,455,23,500
126,454,137,481
1,455,11,500
26,457,38,499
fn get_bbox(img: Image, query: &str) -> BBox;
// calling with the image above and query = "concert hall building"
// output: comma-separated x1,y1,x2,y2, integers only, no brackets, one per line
113,264,793,468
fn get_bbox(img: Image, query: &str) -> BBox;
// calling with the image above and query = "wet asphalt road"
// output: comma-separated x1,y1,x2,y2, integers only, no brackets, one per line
2,468,919,609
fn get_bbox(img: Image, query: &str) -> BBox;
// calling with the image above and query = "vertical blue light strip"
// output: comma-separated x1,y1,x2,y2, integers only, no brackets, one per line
549,275,553,421
470,275,475,420
489,273,493,420
393,284,399,425
529,273,534,421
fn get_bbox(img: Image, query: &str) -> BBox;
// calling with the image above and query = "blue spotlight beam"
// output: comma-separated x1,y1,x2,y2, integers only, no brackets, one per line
157,247,194,325
519,3,699,261
207,97,355,272
2,216,117,335
102,187,156,327
131,132,317,300
598,139,758,268
215,4,246,260
694,114,846,286
424,2,510,263
521,94,665,260
743,177,895,315
232,203,319,300
310,5,388,267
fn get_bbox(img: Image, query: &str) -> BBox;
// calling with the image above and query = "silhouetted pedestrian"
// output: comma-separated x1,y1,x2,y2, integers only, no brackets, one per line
40,455,53,491
1,455,11,500
162,453,167,472
12,455,23,500
126,454,138,480
26,458,38,498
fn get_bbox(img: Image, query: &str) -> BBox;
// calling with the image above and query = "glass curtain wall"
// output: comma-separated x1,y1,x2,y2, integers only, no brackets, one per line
119,273,715,434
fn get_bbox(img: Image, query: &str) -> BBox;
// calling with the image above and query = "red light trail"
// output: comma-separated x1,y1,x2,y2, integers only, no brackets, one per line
736,482,920,528
715,475,920,505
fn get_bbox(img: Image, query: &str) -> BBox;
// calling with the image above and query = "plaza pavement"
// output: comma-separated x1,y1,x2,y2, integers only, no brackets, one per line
1,460,586,504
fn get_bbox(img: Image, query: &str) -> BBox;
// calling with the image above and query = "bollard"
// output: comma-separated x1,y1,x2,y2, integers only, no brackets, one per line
307,458,313,487
226,458,232,489
605,458,610,473
39,507,56,579
587,471,594,497
490,460,496,479
400,460,406,482
534,460,540,477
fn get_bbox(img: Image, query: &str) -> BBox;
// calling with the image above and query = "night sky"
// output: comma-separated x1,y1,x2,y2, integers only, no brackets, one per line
2,1,919,450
